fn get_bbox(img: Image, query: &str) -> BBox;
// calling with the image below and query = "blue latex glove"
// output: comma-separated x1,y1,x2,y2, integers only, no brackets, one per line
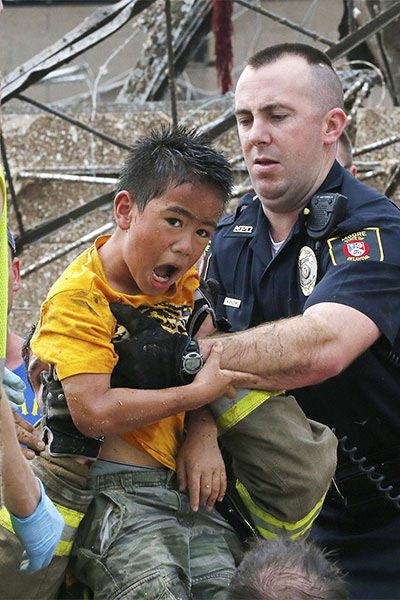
3,367,26,412
10,478,65,573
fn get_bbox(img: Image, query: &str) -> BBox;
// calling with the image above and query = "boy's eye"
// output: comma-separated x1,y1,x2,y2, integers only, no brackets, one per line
197,229,210,239
167,217,182,227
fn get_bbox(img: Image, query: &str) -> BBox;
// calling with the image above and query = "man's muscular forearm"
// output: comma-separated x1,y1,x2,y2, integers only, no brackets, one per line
200,302,380,391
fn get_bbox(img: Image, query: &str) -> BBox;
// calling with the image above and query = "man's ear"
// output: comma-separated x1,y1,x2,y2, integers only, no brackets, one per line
349,165,358,177
323,108,347,145
114,190,135,230
11,257,21,293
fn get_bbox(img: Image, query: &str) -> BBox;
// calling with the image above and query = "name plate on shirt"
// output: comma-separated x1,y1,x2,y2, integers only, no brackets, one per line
223,297,242,308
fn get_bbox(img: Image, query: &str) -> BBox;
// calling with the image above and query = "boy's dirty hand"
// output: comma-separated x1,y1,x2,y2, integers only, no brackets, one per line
176,407,226,512
192,342,237,400
193,342,262,401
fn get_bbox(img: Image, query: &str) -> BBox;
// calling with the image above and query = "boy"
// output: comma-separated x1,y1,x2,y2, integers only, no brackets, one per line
31,126,257,599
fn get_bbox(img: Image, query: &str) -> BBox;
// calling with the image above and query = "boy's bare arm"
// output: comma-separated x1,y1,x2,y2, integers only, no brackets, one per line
62,343,261,438
176,406,226,512
176,313,226,511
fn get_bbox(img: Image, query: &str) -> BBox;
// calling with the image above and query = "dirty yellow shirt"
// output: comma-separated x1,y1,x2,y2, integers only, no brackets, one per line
31,235,199,470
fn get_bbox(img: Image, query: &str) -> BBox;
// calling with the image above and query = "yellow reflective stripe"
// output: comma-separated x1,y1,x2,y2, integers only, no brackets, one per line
236,480,326,539
54,539,73,557
216,390,284,435
0,502,84,557
53,501,85,529
252,520,314,540
0,506,14,532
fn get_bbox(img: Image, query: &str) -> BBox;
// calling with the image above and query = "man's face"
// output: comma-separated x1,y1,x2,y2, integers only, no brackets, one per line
235,56,329,216
116,182,223,296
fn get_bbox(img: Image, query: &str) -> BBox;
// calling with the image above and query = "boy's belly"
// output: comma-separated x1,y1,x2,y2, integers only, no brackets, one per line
99,434,164,467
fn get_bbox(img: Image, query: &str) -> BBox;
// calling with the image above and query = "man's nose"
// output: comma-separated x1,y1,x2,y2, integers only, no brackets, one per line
248,119,272,146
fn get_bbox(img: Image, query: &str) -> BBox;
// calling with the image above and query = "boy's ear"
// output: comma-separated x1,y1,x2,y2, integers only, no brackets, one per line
323,108,347,145
114,190,135,230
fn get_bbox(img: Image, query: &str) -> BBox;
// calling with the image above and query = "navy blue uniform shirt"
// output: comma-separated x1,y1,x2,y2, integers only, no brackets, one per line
204,161,400,494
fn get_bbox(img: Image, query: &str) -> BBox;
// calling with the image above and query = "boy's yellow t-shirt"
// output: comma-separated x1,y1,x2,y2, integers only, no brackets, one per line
31,235,199,470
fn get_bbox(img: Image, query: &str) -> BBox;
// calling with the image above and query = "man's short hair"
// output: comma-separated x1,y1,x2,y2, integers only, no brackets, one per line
228,537,349,600
116,125,233,212
248,43,333,70
7,226,16,257
246,43,344,111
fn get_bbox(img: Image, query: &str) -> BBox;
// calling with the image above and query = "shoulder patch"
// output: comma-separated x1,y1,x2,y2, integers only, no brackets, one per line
327,227,384,266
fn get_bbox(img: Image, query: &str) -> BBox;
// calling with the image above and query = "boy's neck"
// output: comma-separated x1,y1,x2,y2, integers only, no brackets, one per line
98,235,141,296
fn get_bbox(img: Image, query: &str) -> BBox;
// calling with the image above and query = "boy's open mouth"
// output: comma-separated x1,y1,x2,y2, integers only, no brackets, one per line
152,264,178,283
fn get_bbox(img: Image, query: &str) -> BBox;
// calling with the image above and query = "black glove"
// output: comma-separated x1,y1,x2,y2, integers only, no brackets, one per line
42,365,103,459
110,303,203,390
187,278,231,337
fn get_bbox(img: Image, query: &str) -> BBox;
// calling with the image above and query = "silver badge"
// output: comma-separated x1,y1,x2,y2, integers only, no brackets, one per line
298,246,318,296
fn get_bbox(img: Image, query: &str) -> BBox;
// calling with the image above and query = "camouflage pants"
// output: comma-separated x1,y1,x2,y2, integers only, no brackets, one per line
70,468,243,600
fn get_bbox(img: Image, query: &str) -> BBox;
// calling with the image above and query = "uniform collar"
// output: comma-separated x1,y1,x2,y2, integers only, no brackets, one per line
314,160,344,195
227,160,345,241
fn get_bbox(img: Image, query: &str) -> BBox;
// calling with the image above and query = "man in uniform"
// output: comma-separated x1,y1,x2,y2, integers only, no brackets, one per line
201,43,400,599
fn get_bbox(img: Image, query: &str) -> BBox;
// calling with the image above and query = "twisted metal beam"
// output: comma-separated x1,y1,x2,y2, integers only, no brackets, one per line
326,2,400,61
16,94,132,151
21,223,114,278
14,190,114,253
353,134,400,157
233,0,334,46
1,0,155,103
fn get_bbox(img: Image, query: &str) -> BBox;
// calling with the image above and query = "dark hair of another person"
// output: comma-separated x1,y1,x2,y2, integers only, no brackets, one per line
22,322,37,373
116,125,233,211
338,129,353,170
227,537,349,600
7,226,16,257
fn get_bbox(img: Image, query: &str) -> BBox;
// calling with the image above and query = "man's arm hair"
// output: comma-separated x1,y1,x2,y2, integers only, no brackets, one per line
200,302,380,391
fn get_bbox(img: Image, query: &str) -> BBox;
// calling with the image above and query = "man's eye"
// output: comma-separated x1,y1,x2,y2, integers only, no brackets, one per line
271,114,287,121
